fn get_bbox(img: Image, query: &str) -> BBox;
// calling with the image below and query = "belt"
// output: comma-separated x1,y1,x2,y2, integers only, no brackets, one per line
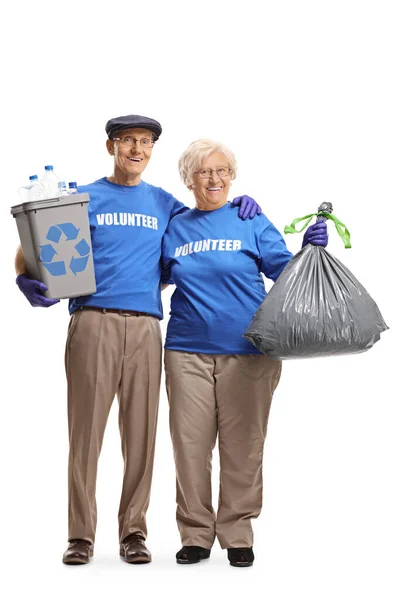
79,306,156,318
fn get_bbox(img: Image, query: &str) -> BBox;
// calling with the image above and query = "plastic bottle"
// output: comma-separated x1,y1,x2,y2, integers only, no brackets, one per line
68,182,79,195
40,165,60,199
58,181,69,196
18,183,30,203
18,175,37,202
27,175,44,201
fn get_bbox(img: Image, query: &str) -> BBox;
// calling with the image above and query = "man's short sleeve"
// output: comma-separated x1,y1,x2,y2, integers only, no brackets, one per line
170,196,189,219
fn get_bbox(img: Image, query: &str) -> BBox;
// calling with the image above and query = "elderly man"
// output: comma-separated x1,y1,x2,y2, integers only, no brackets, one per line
14,114,263,565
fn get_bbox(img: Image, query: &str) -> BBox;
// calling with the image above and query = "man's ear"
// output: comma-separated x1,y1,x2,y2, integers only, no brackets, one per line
106,139,114,156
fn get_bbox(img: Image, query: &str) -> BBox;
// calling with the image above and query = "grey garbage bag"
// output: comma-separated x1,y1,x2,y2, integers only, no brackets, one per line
244,205,388,360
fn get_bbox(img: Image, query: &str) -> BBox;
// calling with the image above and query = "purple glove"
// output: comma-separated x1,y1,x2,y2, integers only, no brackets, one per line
16,274,60,308
232,195,262,220
302,220,328,248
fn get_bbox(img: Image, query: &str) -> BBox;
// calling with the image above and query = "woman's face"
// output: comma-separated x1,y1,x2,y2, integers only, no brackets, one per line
189,152,231,211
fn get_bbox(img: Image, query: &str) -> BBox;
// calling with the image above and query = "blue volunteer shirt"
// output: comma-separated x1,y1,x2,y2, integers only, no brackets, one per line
69,177,187,317
162,202,293,354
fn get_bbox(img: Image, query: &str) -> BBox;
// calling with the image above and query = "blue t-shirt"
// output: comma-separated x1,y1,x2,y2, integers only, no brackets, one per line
69,177,186,318
162,202,293,354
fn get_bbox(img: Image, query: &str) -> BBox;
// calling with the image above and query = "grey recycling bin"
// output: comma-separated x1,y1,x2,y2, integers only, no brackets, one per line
11,193,96,299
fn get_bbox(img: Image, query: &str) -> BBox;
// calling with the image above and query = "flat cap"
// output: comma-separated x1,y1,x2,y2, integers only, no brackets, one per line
105,114,162,141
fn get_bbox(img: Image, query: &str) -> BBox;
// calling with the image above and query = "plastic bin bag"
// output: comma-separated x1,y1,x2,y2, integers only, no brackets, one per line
244,204,388,360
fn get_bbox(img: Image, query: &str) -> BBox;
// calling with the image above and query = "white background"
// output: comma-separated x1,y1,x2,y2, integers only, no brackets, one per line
1,1,399,598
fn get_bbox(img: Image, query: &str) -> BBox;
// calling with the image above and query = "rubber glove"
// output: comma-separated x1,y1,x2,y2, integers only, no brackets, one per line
16,274,60,307
232,195,262,220
302,220,328,248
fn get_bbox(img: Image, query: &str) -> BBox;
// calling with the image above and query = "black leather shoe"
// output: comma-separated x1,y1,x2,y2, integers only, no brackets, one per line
176,546,211,564
227,547,254,567
120,534,152,564
63,539,93,565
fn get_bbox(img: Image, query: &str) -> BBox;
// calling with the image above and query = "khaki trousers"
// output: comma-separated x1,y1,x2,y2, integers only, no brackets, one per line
64,308,162,544
164,350,282,549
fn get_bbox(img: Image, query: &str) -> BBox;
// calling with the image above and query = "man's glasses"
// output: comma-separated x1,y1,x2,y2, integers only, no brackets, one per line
194,167,231,179
112,136,155,148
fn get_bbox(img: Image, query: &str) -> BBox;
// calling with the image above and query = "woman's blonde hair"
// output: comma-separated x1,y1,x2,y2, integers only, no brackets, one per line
178,139,237,186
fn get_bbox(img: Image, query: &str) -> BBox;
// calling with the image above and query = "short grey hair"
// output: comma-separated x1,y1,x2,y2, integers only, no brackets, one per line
178,139,237,186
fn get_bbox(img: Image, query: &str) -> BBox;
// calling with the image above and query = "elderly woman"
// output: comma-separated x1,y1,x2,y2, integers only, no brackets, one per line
161,139,327,568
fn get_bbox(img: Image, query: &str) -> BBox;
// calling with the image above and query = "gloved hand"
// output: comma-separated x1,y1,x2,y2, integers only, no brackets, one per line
302,219,328,248
232,195,262,220
16,274,60,307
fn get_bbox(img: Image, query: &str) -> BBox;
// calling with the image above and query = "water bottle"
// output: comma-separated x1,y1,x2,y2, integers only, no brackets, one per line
58,181,69,196
40,165,60,199
68,181,79,195
18,176,38,202
27,175,44,201
18,183,30,203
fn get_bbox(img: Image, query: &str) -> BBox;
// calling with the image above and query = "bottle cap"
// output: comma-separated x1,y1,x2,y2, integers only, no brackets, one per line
29,175,38,181
68,181,77,187
58,181,66,188
44,165,54,170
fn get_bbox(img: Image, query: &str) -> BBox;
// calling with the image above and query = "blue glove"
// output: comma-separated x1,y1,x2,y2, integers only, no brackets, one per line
16,274,60,308
232,195,262,220
302,220,328,248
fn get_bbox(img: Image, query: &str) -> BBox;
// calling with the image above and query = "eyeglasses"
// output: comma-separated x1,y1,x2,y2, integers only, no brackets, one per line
112,136,155,148
194,167,231,179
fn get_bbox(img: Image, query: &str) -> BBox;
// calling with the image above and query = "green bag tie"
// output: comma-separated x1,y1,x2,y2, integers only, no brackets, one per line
284,211,351,248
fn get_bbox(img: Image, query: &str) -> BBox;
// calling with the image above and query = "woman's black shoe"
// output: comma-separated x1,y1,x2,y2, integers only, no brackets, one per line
227,547,254,567
176,546,211,564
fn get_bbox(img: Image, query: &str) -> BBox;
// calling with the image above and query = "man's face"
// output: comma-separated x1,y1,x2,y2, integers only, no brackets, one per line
106,128,154,179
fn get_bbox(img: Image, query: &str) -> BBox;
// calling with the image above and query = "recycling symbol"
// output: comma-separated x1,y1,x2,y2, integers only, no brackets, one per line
39,222,91,276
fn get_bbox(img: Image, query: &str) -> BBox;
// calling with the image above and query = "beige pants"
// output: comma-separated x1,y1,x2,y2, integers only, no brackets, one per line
164,350,282,549
64,308,162,544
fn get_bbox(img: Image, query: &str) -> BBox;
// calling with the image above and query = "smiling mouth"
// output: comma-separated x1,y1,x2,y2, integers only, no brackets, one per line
127,157,143,162
207,186,222,192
